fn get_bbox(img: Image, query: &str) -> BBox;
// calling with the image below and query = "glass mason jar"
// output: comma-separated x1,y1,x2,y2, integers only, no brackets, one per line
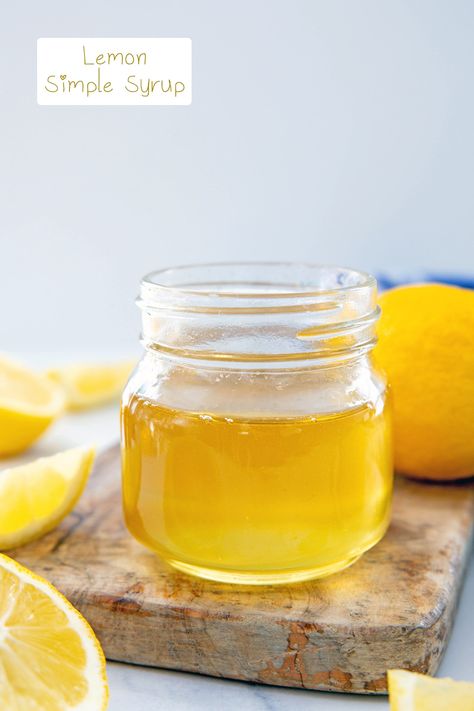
121,263,393,585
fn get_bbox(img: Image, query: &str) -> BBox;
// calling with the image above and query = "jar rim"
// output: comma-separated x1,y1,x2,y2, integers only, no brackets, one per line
138,262,379,365
141,262,376,302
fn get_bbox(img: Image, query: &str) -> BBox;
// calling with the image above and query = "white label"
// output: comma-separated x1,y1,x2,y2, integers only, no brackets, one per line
37,38,192,106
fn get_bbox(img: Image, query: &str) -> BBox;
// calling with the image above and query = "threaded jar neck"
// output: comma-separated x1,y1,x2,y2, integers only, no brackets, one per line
138,262,380,367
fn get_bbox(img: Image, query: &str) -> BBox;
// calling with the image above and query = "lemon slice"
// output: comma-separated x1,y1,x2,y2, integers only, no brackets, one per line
0,447,95,550
0,356,65,456
0,553,108,710
47,360,136,410
388,669,474,710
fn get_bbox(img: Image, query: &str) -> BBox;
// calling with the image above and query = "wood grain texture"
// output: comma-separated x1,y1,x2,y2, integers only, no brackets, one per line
9,445,474,694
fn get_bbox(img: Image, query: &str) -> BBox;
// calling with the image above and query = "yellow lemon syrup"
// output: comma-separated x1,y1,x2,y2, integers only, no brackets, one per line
121,394,392,584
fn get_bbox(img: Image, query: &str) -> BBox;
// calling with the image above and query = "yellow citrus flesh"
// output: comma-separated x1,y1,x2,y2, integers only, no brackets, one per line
0,447,95,550
0,553,108,710
47,360,136,410
388,669,474,711
0,356,65,456
375,284,474,480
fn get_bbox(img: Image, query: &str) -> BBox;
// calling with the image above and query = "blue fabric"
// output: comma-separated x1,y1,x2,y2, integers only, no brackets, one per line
376,273,474,291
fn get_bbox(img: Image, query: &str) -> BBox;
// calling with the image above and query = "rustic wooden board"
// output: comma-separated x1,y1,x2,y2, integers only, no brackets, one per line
10,446,474,694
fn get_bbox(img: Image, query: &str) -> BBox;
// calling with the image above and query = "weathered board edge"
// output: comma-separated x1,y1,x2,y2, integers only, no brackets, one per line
63,529,472,696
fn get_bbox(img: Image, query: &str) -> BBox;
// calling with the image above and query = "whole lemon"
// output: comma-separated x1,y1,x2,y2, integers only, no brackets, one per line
375,283,474,480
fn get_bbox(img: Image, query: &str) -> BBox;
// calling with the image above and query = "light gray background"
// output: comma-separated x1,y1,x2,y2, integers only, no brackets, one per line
1,0,473,350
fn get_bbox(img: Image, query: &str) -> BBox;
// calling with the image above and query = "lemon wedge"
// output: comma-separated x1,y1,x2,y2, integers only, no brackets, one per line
0,447,95,550
47,360,136,410
388,669,474,710
0,356,65,456
0,553,108,710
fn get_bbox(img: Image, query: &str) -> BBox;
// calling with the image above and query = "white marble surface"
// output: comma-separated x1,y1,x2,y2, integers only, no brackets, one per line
7,359,473,711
